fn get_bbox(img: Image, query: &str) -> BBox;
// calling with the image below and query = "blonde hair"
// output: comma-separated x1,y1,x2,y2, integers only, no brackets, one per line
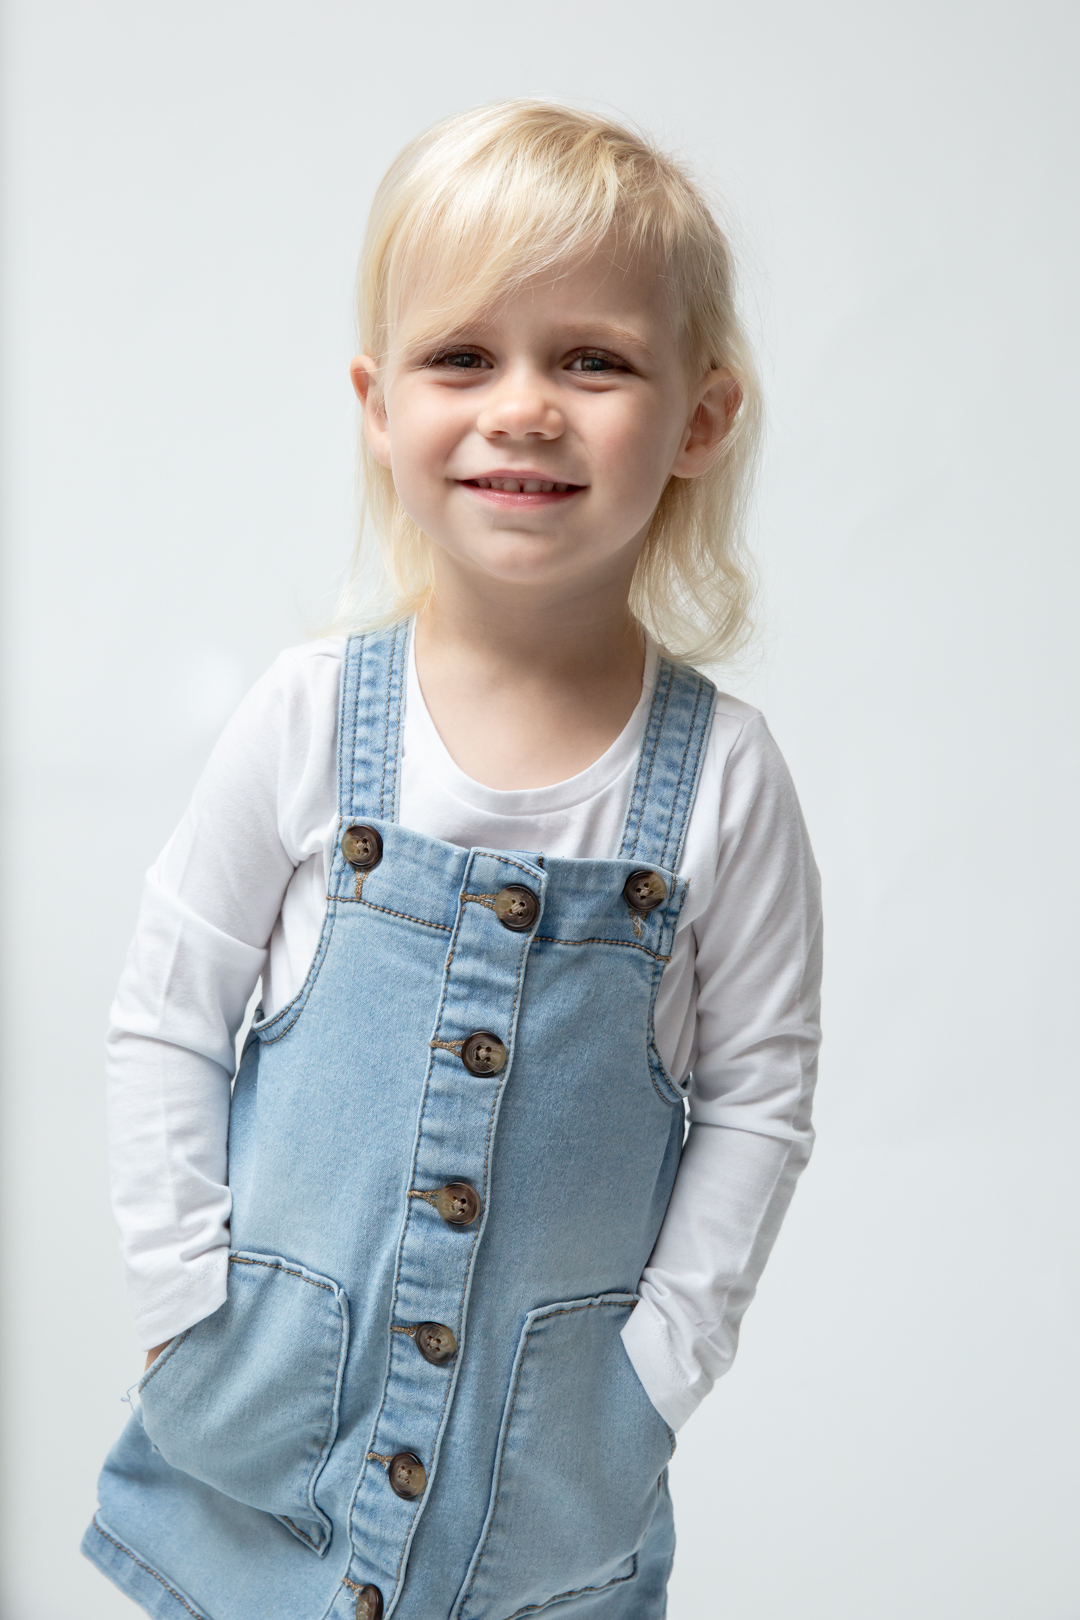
337,100,761,665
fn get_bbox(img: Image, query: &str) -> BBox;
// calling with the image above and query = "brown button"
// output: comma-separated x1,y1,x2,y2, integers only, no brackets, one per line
461,1031,508,1076
388,1451,426,1499
623,869,667,912
415,1321,457,1365
354,1587,383,1620
342,823,383,870
493,884,540,932
435,1182,481,1225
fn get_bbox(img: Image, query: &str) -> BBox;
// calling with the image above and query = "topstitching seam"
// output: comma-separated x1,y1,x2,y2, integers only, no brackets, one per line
338,631,359,822
440,885,534,1614
624,664,674,860
344,873,472,1597
90,1519,211,1620
334,894,453,931
459,1301,636,1614
228,1255,335,1291
532,934,668,961
213,1257,341,1548
336,640,349,823
379,623,403,821
626,659,670,856
350,634,365,821
293,1270,346,1548
389,621,407,819
253,901,339,1044
471,853,545,881
644,951,686,1107
499,1558,639,1620
658,677,709,873
656,677,701,872
137,1327,192,1392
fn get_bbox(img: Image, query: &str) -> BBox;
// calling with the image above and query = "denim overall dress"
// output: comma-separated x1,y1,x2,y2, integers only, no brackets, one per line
85,623,716,1620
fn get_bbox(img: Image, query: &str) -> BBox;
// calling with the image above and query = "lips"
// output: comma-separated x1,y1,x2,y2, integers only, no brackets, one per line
460,476,584,494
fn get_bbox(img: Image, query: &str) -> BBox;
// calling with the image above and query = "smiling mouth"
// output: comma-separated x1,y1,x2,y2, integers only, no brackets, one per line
459,477,585,500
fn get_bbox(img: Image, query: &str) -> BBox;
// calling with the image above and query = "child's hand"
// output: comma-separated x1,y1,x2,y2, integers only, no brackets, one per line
145,1341,170,1370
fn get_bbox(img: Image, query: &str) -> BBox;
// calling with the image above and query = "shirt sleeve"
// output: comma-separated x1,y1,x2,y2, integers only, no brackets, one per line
622,714,823,1429
106,647,334,1350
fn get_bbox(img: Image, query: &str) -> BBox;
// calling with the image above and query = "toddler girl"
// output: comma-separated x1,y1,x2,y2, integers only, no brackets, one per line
84,101,822,1620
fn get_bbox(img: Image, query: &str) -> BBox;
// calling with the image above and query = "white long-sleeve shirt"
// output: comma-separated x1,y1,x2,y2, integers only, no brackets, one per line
107,632,821,1431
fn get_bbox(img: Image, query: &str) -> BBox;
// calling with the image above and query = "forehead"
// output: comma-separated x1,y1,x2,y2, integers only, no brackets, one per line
393,234,679,354
503,247,673,327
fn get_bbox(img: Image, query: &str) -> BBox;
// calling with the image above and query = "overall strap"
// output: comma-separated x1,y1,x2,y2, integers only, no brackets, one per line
337,621,409,823
618,656,716,873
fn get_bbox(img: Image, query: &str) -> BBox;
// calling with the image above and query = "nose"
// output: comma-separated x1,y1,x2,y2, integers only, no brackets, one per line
475,366,564,441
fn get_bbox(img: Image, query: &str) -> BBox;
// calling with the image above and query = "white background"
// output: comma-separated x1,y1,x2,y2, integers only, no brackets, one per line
2,3,1077,1616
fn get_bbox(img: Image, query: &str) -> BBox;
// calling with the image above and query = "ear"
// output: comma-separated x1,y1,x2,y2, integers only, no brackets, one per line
670,369,742,479
350,354,392,469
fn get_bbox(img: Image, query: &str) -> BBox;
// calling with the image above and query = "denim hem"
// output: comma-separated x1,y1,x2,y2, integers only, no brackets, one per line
81,1514,214,1620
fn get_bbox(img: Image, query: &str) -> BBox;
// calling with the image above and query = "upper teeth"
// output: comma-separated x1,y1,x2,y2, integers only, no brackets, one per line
471,478,572,493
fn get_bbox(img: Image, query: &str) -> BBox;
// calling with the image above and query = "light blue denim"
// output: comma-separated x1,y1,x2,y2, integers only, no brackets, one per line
84,623,716,1620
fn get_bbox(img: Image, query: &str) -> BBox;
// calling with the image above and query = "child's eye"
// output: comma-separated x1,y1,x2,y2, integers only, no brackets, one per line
429,348,490,370
566,351,628,374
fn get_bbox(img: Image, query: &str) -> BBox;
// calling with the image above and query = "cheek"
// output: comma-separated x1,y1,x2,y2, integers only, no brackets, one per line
385,391,463,491
590,399,684,504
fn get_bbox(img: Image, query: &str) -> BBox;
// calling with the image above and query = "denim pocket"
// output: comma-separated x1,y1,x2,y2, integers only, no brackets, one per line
137,1251,349,1555
455,1293,675,1620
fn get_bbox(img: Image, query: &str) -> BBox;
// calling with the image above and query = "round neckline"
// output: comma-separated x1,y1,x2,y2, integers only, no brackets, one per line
404,627,658,818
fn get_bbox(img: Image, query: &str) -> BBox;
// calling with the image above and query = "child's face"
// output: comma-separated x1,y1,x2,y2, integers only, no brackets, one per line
352,240,736,600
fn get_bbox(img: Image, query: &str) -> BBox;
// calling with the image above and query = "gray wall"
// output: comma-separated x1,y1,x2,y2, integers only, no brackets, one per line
2,3,1077,1616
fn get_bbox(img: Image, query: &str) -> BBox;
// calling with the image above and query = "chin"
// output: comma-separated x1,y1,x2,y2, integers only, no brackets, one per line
453,536,571,580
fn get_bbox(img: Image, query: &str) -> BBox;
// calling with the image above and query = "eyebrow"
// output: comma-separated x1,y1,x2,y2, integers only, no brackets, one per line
557,322,654,356
403,318,656,362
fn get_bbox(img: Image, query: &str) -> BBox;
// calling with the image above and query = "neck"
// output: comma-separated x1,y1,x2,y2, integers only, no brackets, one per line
415,553,645,688
410,548,648,790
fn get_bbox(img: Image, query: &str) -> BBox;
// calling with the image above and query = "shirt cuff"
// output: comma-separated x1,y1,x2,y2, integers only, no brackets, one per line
621,1295,708,1433
130,1246,230,1351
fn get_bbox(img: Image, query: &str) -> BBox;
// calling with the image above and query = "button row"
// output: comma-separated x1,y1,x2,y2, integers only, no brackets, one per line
339,829,664,1572
372,1185,474,1521
341,825,668,916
